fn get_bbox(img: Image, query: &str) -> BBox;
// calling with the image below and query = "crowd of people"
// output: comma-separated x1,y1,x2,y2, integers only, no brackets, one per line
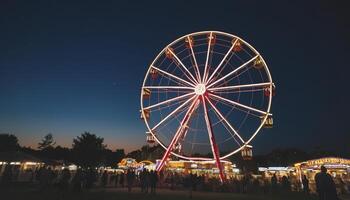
0,164,349,200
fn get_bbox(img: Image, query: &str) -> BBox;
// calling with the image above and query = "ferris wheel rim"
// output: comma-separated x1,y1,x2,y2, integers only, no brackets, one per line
140,30,274,160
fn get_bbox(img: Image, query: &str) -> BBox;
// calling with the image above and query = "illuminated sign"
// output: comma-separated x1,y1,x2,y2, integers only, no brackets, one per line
259,167,292,172
306,157,350,166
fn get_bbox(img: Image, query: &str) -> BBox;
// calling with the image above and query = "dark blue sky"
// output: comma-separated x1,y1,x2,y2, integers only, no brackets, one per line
0,0,349,154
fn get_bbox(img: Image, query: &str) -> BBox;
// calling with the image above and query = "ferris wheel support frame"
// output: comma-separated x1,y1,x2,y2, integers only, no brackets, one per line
156,96,200,172
201,95,225,182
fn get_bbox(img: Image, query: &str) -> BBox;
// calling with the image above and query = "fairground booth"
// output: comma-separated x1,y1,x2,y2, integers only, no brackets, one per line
294,157,350,192
117,157,240,178
117,158,156,172
156,159,240,178
257,157,350,193
0,151,44,182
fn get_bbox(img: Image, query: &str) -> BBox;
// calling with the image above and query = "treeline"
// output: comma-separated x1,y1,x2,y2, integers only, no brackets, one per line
0,132,348,170
0,132,161,168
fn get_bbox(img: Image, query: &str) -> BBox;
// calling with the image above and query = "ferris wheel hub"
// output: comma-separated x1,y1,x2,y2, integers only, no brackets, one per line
195,83,206,95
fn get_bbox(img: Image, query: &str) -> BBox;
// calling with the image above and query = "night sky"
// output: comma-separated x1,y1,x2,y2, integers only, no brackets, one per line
1,0,349,154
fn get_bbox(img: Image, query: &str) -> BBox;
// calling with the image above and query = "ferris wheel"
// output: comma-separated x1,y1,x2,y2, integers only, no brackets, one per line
140,31,275,182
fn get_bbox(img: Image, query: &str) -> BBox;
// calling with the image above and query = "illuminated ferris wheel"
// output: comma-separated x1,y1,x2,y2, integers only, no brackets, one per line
140,31,275,182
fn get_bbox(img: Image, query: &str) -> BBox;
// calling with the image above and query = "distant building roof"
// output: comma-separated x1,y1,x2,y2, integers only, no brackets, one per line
0,151,42,163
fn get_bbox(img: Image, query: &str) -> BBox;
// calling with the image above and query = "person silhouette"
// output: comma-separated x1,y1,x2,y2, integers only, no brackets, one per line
140,169,145,192
119,171,125,188
101,170,108,187
72,168,83,192
315,165,338,200
302,175,310,194
281,176,290,192
114,172,119,188
170,172,175,190
271,173,277,193
126,169,135,192
150,170,158,195
60,168,71,190
144,170,150,193
1,164,12,187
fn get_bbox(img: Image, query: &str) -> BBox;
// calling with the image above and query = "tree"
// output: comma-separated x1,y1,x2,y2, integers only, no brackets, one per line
115,149,125,160
38,133,56,150
126,144,164,162
0,133,19,152
52,146,71,162
126,149,142,161
101,148,125,168
72,132,106,168
109,148,125,166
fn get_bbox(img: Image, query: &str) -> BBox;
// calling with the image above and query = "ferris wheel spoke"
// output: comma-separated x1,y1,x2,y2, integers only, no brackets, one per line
187,36,201,83
207,55,259,89
205,39,238,84
151,66,196,87
156,96,200,171
144,92,195,110
167,48,198,85
209,82,272,92
152,95,196,131
201,95,225,182
215,64,251,88
143,86,194,90
202,32,213,83
205,96,245,144
209,93,269,116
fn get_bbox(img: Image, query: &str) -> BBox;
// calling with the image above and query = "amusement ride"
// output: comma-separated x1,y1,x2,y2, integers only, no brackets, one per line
140,31,275,182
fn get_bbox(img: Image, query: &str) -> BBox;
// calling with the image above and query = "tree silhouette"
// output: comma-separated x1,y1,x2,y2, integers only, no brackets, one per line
0,133,19,152
72,132,106,168
126,144,164,162
102,148,125,167
38,133,56,150
52,145,71,161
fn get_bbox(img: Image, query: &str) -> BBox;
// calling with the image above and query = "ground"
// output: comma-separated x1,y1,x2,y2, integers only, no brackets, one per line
0,186,328,200
2,184,350,200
